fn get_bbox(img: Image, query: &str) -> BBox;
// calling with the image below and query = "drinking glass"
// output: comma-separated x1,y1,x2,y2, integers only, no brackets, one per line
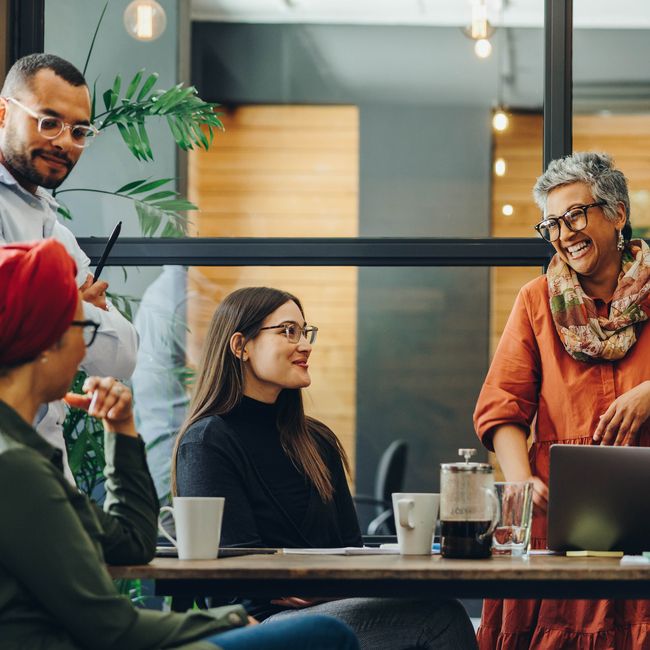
492,481,533,555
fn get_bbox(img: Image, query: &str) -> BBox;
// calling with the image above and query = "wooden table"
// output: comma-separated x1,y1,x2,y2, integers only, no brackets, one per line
108,553,650,600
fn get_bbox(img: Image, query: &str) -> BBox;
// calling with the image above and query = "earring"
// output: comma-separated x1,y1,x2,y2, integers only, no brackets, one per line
617,230,625,252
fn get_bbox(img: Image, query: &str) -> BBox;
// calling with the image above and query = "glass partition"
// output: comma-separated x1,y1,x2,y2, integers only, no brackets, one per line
572,3,650,239
103,262,496,528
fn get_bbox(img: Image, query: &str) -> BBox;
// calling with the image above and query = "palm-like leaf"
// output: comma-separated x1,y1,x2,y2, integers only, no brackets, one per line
94,70,223,161
55,178,196,237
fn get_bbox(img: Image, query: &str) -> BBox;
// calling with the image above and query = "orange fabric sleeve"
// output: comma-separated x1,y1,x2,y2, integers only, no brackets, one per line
474,286,541,451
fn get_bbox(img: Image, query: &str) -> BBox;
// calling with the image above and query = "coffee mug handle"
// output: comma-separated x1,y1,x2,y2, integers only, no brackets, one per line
397,498,415,529
158,505,177,547
477,486,500,542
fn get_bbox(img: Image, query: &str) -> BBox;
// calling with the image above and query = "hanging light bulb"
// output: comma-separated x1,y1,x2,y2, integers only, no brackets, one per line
474,39,492,58
463,0,494,59
492,109,509,132
470,0,489,39
124,0,167,42
494,158,506,176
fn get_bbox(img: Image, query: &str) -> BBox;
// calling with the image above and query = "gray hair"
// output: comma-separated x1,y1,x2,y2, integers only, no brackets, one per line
533,152,632,240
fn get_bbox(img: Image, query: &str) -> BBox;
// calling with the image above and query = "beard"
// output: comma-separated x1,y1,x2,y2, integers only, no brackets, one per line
2,134,74,190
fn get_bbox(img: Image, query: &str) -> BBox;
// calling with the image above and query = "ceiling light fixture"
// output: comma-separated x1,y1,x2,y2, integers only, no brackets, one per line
124,0,167,42
492,109,509,132
494,158,506,176
463,0,495,59
502,204,514,216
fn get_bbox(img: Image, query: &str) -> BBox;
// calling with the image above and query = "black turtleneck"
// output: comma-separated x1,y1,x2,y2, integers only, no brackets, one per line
223,396,310,528
175,396,361,550
176,395,362,620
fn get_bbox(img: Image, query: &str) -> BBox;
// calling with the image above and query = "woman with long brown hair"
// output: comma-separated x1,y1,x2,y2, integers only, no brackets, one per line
173,286,478,650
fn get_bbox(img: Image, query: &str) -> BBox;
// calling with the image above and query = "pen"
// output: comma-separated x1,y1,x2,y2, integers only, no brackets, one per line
92,221,122,283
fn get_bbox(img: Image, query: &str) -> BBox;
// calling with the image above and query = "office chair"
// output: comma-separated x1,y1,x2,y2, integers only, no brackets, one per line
354,439,408,535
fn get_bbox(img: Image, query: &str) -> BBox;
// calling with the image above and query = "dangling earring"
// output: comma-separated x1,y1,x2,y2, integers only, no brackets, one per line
617,230,625,252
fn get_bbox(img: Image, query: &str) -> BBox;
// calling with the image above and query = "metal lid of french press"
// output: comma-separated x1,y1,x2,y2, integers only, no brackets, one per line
440,448,493,473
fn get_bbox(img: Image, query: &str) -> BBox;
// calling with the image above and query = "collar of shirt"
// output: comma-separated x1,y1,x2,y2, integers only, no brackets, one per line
0,163,60,234
0,399,61,465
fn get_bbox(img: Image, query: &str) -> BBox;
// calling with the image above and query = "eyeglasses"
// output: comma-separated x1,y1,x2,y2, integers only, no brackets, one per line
70,320,100,347
4,97,99,148
259,322,318,344
534,201,606,243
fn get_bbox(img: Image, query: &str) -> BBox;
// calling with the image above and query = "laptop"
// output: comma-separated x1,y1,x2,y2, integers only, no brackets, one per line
548,444,650,553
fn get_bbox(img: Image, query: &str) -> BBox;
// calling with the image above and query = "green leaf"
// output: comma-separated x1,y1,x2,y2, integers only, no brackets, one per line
125,69,144,101
135,201,162,237
111,75,122,108
160,221,185,238
116,178,147,194
127,122,146,160
137,120,153,158
143,190,177,202
151,199,196,211
137,72,159,101
102,88,114,112
57,204,73,221
67,429,89,476
166,116,184,145
128,178,174,195
91,79,98,123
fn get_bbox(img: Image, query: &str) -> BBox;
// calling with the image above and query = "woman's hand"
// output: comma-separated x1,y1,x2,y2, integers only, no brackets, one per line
64,376,137,437
528,476,549,515
593,381,650,446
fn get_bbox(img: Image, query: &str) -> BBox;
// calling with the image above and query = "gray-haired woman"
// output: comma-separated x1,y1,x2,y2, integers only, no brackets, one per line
474,152,650,648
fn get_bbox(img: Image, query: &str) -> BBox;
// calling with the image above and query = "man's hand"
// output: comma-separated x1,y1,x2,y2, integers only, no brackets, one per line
593,381,650,446
80,273,108,311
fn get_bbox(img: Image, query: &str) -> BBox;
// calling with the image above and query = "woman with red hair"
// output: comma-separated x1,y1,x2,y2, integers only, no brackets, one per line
0,239,358,650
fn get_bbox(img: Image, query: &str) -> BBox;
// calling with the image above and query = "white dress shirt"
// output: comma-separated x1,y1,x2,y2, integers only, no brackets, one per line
0,164,139,482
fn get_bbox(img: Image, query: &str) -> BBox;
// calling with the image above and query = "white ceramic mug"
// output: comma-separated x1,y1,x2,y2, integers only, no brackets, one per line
392,492,440,555
158,496,225,560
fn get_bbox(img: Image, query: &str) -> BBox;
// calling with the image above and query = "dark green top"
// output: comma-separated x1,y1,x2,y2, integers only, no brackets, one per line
0,400,247,650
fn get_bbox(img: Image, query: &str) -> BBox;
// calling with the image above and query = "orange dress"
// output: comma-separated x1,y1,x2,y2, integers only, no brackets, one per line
474,275,650,650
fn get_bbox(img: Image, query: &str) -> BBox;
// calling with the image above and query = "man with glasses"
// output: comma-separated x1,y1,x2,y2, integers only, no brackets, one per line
0,53,137,483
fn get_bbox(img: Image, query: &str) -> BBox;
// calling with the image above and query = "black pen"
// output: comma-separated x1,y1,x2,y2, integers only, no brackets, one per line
92,221,122,283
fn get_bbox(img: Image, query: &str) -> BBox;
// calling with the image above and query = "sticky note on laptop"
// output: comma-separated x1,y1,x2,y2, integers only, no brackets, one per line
566,550,624,557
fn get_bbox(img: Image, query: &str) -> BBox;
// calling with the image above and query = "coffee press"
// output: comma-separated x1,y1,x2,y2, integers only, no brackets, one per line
440,448,499,559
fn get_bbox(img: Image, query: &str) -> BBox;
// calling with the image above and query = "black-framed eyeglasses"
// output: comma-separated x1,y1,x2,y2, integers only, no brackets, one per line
534,201,606,243
259,322,318,344
70,320,100,347
5,97,99,148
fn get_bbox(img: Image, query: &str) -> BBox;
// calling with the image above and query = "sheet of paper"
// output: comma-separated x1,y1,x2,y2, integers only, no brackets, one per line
621,555,650,566
281,547,400,555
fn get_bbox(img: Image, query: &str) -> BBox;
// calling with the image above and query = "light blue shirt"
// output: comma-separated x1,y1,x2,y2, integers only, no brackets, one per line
132,266,189,499
0,164,139,482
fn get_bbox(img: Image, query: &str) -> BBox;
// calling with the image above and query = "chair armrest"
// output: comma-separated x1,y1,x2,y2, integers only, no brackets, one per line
353,494,391,508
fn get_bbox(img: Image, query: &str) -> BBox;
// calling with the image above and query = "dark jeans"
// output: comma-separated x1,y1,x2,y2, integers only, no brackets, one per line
204,614,359,650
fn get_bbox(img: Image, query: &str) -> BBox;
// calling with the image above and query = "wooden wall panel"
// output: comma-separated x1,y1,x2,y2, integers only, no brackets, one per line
187,106,359,476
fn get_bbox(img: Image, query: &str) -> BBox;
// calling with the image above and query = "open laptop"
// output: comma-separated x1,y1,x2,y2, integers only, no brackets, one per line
548,444,650,553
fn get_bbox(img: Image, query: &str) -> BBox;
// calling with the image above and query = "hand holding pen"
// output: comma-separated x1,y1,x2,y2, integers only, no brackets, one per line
79,221,122,311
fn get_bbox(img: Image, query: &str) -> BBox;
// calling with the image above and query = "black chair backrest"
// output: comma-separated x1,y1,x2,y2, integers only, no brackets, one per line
373,439,408,516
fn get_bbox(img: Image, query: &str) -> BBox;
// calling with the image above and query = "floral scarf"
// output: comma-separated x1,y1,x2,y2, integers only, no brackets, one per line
547,239,650,362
